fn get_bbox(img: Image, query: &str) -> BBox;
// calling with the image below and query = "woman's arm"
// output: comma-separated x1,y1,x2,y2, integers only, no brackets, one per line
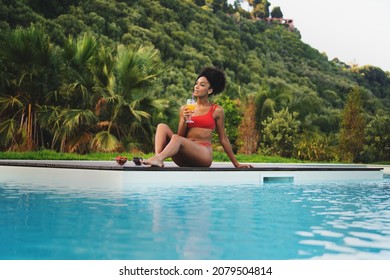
177,105,188,136
214,106,252,168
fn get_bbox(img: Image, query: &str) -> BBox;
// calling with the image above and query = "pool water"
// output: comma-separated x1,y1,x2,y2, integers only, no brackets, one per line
1,175,390,260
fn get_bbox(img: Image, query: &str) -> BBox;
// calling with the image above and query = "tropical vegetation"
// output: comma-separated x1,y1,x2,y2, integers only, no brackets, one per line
0,0,389,163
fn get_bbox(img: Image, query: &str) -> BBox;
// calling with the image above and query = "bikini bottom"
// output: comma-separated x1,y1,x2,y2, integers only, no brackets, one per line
197,141,212,147
190,139,212,147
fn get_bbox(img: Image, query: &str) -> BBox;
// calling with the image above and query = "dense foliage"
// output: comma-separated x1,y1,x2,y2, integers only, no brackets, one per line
0,0,389,162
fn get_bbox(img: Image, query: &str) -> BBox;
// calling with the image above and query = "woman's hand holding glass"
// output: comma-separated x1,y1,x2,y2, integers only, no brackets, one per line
185,98,196,123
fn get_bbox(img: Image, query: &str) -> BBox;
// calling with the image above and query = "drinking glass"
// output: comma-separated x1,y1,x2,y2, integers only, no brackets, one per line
185,98,196,123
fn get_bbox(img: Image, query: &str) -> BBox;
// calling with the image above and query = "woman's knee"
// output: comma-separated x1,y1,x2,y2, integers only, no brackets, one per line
170,134,182,143
157,123,169,131
156,123,173,136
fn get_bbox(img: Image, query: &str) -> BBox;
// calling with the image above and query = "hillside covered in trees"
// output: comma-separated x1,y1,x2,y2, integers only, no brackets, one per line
0,0,389,162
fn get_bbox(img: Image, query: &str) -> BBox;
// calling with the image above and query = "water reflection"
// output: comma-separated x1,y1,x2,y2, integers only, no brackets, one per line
1,175,390,259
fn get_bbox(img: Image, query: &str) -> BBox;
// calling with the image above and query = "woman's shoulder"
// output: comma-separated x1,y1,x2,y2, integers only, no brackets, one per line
213,103,224,110
212,103,225,115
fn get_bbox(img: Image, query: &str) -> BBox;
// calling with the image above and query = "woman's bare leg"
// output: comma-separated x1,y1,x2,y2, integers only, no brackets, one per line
143,134,212,167
154,123,174,154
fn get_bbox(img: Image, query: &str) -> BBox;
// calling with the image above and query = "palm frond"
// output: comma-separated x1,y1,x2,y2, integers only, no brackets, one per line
61,109,97,132
0,95,24,114
115,45,162,93
68,131,93,153
0,25,54,67
36,105,62,129
47,108,97,151
91,130,120,152
128,106,151,121
0,118,17,147
66,34,98,67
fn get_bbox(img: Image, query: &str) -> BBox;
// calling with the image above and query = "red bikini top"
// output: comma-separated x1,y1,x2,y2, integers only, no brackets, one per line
187,104,217,130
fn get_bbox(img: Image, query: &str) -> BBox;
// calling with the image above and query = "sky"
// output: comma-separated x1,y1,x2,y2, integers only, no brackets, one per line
233,0,390,72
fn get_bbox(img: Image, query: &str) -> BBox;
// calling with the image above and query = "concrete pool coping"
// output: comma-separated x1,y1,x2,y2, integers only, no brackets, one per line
0,160,386,186
0,159,388,172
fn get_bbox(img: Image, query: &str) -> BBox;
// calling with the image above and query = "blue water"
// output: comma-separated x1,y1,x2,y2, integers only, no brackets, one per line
1,175,390,260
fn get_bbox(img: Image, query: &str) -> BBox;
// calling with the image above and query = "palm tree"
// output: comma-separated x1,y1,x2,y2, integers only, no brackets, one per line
0,25,60,151
93,45,167,152
1,28,167,153
39,35,167,153
38,105,98,153
38,34,100,153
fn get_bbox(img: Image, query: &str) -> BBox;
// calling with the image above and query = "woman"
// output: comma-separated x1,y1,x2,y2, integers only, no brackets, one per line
142,67,253,168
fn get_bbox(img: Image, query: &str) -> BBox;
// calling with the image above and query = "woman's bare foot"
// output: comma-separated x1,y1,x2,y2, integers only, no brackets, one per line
142,155,165,167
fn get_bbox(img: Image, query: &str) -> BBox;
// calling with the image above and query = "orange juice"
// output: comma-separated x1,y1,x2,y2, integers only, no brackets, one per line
186,104,196,111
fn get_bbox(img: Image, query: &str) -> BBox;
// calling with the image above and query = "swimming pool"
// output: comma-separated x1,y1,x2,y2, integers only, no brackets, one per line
1,171,389,260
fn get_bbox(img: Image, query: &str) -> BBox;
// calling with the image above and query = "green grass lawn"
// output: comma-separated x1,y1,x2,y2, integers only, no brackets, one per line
0,149,388,165
0,149,305,163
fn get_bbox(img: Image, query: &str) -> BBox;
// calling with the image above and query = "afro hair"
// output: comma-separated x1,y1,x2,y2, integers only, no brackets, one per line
197,67,226,95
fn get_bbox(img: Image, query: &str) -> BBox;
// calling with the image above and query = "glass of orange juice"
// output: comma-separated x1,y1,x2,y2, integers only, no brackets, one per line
185,98,196,123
